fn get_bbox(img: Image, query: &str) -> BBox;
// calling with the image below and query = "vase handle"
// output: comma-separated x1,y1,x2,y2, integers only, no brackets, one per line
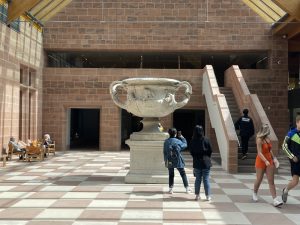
174,81,192,109
109,81,127,110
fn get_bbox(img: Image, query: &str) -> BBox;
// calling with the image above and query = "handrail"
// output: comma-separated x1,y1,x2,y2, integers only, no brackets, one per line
225,65,278,155
202,65,239,173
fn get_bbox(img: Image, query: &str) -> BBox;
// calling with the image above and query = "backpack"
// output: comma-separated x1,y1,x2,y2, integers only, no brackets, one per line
165,144,179,168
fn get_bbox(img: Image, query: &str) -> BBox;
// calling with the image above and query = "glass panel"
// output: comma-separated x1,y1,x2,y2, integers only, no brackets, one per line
0,2,20,32
0,2,7,23
47,51,269,70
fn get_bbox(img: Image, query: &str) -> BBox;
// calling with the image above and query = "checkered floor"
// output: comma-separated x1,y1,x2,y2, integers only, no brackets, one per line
0,151,300,225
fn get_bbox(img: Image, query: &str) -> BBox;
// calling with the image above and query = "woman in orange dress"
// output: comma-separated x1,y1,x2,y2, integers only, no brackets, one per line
253,124,283,207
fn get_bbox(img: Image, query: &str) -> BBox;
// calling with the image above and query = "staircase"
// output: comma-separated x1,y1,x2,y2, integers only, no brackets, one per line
202,65,278,173
220,87,256,173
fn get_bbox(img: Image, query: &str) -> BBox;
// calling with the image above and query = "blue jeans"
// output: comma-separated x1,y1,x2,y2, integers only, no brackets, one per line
194,168,210,196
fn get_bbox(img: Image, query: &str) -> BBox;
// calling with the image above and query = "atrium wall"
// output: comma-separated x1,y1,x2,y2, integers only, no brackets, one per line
43,0,288,151
0,21,43,154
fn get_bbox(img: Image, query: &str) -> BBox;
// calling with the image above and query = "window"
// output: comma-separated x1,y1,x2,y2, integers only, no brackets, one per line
0,2,7,23
47,51,269,70
0,1,20,32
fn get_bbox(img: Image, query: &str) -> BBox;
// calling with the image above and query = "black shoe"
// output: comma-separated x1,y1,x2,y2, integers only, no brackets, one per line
242,154,247,160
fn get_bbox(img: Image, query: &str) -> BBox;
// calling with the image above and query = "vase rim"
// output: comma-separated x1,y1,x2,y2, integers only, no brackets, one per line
122,77,180,85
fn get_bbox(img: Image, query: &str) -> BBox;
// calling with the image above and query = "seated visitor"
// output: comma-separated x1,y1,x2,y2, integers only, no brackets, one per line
43,134,53,157
8,137,26,160
18,140,29,148
43,134,53,147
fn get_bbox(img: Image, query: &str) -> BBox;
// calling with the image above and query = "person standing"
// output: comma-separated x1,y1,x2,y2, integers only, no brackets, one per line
253,124,283,207
235,108,255,160
189,125,212,201
176,130,182,140
163,128,191,194
282,115,300,204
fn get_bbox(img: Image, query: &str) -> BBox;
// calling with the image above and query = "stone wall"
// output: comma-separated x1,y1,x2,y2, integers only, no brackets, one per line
42,68,204,150
44,0,279,51
0,21,43,155
241,68,289,146
42,0,289,151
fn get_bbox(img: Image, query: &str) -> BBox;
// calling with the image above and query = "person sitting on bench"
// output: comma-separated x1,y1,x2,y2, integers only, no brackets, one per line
8,137,26,160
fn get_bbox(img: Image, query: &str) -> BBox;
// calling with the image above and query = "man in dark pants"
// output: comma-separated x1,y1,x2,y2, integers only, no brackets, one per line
235,109,255,160
282,115,300,204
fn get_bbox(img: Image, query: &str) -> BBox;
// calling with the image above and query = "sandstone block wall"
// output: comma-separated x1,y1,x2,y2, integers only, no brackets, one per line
0,21,43,155
42,0,288,151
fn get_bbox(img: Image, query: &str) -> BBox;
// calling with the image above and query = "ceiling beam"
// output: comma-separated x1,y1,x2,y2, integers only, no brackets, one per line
30,0,53,16
272,15,294,34
251,0,281,21
261,0,286,17
272,0,300,21
287,23,300,39
33,0,62,19
40,0,72,22
7,0,40,24
242,0,274,23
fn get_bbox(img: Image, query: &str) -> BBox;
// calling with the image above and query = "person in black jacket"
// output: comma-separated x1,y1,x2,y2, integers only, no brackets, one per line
189,125,212,201
235,108,255,160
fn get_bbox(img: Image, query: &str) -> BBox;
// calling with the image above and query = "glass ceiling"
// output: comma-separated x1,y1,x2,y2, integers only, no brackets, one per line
28,0,72,24
242,0,287,23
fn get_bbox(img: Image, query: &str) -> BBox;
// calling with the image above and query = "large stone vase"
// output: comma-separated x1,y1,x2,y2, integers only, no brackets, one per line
110,78,192,183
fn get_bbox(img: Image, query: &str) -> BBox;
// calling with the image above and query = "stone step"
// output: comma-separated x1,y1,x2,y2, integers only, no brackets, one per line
238,165,255,173
230,114,240,118
226,101,238,105
237,142,257,148
238,152,257,156
238,157,256,165
224,95,234,98
219,88,231,92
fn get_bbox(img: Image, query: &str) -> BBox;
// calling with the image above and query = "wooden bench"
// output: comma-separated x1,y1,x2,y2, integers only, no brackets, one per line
47,141,55,156
26,145,43,162
7,143,24,161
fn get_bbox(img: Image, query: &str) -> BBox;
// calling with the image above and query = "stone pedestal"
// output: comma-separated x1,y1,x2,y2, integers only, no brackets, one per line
125,132,169,184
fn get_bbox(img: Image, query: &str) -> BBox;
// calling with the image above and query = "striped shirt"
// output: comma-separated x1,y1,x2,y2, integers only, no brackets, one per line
282,128,300,160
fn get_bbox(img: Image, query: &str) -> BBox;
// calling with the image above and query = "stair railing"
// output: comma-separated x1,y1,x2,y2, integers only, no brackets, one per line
202,65,239,173
225,65,278,155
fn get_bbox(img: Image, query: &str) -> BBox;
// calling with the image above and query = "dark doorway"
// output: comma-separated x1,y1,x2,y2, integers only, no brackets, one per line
173,109,205,148
121,109,143,149
70,108,100,149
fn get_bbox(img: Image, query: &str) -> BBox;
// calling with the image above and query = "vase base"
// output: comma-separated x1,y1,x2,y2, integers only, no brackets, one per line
130,132,168,141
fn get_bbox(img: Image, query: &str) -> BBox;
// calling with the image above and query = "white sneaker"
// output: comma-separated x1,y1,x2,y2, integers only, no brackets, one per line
273,197,283,207
168,188,173,194
195,195,200,200
252,192,258,202
186,187,192,194
206,195,211,201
